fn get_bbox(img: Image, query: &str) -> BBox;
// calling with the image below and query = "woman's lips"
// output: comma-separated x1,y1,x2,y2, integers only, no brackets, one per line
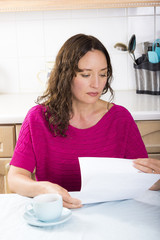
87,92,99,97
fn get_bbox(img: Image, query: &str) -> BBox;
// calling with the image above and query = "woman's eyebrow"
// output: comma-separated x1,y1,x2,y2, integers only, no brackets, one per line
101,67,107,71
78,67,107,72
78,68,92,72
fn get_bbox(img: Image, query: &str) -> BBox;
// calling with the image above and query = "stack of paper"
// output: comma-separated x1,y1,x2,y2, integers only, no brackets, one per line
70,157,160,204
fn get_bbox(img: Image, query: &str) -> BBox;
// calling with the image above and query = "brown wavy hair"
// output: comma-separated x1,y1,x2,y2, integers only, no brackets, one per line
37,34,113,136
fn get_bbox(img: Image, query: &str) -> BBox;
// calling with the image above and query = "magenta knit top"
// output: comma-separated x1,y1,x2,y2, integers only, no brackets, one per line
10,104,148,191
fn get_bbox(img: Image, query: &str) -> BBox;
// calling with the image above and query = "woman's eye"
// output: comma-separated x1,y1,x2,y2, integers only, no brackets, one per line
100,74,107,77
81,74,90,78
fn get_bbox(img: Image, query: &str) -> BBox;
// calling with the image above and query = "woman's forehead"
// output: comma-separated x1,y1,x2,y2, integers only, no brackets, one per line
78,50,107,70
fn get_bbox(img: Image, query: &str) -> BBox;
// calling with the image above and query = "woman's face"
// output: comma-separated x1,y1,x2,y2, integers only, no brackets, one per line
71,49,108,105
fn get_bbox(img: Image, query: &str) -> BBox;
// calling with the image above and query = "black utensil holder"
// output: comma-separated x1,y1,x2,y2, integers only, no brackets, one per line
134,56,160,95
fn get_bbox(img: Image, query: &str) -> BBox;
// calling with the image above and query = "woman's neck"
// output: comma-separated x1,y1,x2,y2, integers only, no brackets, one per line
69,100,109,129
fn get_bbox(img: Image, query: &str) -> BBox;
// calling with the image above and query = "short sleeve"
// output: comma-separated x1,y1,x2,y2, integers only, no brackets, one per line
124,120,148,159
10,115,36,173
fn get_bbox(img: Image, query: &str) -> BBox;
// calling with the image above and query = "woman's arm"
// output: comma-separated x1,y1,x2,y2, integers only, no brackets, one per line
133,158,160,190
8,165,82,209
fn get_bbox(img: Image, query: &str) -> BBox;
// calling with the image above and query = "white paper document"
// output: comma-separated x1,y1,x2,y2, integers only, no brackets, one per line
70,157,160,204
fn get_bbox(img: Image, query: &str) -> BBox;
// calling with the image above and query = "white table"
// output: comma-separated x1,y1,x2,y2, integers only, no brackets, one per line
0,191,160,240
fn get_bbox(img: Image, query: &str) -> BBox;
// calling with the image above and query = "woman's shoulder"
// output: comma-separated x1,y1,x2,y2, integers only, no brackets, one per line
99,100,133,120
109,103,134,121
25,104,46,122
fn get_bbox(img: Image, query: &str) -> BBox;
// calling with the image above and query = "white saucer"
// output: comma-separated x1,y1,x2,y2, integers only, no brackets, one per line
23,207,72,227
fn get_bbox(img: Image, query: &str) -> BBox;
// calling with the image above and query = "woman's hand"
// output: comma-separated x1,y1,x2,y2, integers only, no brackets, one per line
8,166,82,209
39,181,82,209
133,158,160,190
133,158,160,174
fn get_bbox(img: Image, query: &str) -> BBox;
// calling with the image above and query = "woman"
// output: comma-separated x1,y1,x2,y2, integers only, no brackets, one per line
8,34,160,208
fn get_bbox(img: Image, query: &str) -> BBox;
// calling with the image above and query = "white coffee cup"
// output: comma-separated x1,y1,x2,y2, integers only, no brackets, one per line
27,193,63,222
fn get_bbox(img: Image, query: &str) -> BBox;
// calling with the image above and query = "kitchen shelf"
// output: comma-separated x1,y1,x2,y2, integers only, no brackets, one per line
0,0,160,12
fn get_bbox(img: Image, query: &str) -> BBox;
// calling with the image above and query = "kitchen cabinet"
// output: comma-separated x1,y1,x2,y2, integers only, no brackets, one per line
0,125,16,193
0,120,160,193
0,0,160,12
0,158,11,194
136,120,160,160
0,126,15,158
15,125,21,141
0,125,17,194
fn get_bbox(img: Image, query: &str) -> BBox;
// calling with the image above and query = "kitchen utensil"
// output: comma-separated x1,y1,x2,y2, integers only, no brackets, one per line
152,39,160,62
155,46,160,61
128,34,136,64
143,42,152,54
114,35,137,64
147,39,160,64
136,42,152,55
148,51,159,63
114,43,127,51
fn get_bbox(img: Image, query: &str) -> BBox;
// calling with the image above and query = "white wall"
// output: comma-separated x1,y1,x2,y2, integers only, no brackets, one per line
0,7,160,94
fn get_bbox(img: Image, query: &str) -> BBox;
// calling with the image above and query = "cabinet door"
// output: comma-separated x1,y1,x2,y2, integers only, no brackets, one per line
136,121,160,153
148,154,160,160
0,158,11,193
0,126,15,157
16,124,22,141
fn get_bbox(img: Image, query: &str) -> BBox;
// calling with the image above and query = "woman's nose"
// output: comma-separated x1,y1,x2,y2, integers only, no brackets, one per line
90,75,99,88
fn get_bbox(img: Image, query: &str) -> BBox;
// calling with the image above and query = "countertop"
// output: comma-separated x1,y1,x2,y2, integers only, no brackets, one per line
0,90,160,124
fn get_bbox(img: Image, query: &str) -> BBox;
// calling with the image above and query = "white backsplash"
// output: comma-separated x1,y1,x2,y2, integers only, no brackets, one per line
0,7,159,93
